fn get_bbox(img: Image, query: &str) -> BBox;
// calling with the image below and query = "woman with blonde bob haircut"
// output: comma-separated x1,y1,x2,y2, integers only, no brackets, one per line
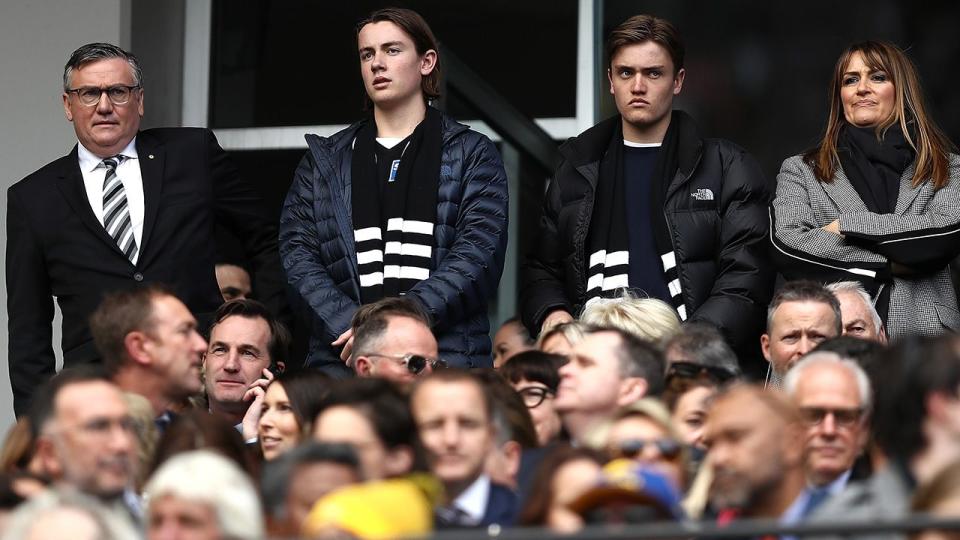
772,41,960,339
580,291,681,343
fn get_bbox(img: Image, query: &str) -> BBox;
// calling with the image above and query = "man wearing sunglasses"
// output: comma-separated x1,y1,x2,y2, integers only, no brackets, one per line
783,352,870,517
350,297,441,384
7,43,285,417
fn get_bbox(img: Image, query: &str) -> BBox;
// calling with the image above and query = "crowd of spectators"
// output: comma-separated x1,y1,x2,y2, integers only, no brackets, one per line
5,4,960,540
2,279,960,539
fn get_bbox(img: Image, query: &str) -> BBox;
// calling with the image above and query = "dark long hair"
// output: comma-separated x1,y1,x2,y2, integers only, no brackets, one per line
356,8,441,104
518,445,606,526
269,369,332,435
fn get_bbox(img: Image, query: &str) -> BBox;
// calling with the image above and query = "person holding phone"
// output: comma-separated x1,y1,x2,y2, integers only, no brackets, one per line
203,299,291,434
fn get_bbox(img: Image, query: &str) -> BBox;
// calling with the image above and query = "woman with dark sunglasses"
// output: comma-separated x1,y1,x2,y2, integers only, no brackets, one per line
596,399,688,492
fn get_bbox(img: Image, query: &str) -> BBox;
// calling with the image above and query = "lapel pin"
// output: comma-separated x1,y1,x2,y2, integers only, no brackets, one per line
148,154,155,159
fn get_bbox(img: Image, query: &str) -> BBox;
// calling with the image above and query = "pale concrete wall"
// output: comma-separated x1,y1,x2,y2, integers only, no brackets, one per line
0,0,130,434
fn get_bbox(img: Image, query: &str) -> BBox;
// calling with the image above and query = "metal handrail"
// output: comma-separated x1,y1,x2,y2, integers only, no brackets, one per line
441,45,561,176
426,514,960,539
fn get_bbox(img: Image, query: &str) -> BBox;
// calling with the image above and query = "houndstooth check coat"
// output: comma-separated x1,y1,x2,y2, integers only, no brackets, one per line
770,154,960,339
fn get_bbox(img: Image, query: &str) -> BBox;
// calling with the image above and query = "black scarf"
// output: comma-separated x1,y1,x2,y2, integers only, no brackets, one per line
351,106,442,303
838,123,915,214
585,116,687,318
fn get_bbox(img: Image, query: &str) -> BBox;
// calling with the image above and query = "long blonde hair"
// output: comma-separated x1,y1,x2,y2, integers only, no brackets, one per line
804,41,953,190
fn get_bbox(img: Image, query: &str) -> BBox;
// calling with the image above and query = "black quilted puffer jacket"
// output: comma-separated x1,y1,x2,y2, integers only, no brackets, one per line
521,111,774,358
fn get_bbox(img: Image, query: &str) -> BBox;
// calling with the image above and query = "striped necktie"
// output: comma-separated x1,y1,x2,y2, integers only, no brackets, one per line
101,156,138,263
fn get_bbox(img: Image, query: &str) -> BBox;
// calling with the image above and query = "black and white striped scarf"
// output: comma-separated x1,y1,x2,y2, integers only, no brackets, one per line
351,107,441,304
584,118,689,320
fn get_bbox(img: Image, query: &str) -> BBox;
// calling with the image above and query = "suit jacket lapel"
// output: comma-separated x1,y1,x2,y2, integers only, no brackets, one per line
55,146,130,260
824,167,870,214
895,162,922,214
137,132,165,260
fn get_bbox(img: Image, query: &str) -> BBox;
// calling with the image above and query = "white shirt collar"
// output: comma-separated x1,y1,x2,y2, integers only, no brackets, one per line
453,474,491,523
77,137,139,173
623,140,662,148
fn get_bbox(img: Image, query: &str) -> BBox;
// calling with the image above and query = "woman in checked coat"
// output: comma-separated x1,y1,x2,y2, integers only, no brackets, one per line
771,40,960,339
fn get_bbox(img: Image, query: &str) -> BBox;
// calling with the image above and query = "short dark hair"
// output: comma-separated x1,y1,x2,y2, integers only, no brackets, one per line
209,299,291,370
260,442,361,519
28,365,112,438
475,370,538,449
663,323,740,375
499,350,565,392
89,284,174,373
148,410,255,479
518,445,606,526
869,335,960,460
498,317,534,345
268,369,332,434
814,335,886,369
350,297,432,362
412,369,494,426
64,42,142,93
767,280,842,335
315,378,416,452
356,8,441,104
587,326,665,396
606,15,685,73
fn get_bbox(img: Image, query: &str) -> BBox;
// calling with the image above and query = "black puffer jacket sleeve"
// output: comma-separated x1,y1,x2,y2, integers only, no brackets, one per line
520,158,577,334
687,143,775,349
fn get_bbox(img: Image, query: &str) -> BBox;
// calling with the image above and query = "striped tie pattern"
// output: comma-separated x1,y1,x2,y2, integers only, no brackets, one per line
101,156,138,262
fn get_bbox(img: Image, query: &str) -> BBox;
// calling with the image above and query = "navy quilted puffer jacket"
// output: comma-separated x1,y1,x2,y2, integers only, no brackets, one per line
280,111,508,369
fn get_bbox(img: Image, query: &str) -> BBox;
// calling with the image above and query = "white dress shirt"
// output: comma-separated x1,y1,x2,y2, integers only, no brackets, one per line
77,139,144,264
452,474,491,525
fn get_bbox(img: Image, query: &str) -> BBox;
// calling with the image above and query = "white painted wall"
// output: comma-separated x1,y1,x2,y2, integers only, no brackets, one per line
0,0,129,434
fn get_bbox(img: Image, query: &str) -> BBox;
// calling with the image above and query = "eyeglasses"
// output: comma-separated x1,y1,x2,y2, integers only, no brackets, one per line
66,84,141,106
799,407,864,427
613,438,683,461
517,386,556,408
366,353,446,375
665,361,737,384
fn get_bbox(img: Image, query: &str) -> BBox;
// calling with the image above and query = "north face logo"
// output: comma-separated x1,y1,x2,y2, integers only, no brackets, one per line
691,188,714,201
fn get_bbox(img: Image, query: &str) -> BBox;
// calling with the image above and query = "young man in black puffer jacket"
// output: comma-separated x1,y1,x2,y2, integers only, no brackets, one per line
522,14,773,376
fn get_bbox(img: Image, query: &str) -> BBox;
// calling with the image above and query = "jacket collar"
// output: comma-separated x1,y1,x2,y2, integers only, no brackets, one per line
306,107,470,157
56,145,118,254
301,108,469,298
559,110,703,176
55,134,159,267
825,160,921,216
136,130,165,262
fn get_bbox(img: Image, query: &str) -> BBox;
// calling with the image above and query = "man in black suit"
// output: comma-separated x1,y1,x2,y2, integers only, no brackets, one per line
411,370,517,529
6,43,284,416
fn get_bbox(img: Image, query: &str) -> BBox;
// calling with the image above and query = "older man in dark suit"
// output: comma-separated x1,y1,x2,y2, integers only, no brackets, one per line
7,43,285,416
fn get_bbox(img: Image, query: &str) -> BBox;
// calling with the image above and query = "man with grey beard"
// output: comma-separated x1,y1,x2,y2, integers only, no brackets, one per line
28,367,141,529
703,385,808,522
